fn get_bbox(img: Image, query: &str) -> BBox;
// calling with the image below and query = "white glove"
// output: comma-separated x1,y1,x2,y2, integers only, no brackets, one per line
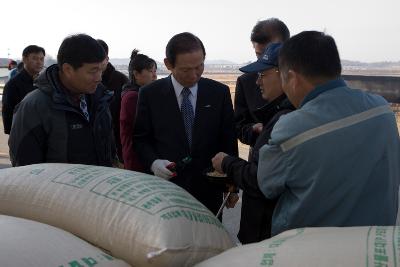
151,159,175,179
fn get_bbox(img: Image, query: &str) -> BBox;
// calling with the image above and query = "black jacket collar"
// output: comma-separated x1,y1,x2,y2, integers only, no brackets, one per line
254,94,295,124
102,63,116,85
18,68,34,84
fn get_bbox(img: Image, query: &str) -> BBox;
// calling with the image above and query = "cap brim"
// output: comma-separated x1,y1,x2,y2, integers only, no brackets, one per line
239,61,275,73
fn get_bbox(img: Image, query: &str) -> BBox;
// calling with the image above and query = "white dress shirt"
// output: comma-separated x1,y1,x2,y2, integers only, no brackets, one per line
171,75,198,114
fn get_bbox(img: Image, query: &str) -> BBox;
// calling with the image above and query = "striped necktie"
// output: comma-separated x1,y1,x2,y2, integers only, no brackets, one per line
181,87,194,146
79,95,90,122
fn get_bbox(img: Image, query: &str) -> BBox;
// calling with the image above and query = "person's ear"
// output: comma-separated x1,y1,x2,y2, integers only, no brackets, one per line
291,69,305,89
291,70,313,91
61,63,74,78
164,58,173,71
22,56,28,65
287,70,296,83
133,70,139,79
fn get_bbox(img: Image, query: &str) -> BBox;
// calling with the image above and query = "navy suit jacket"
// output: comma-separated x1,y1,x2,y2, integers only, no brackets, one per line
234,73,267,146
134,76,238,213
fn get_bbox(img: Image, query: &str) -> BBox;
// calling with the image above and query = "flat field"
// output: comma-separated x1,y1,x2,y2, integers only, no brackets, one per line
205,74,400,159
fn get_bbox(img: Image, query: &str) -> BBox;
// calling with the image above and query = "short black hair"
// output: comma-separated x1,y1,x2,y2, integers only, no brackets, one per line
251,18,290,44
22,45,45,57
97,39,109,55
165,32,206,67
279,31,342,79
128,49,157,83
57,34,106,69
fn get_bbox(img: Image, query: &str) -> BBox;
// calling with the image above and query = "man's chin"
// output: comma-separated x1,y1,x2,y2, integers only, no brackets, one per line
184,81,199,88
84,86,98,94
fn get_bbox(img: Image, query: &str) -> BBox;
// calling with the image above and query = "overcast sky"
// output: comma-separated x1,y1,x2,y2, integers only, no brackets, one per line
2,0,399,63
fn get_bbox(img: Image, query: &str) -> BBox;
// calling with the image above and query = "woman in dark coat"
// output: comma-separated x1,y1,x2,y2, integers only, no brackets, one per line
120,49,157,171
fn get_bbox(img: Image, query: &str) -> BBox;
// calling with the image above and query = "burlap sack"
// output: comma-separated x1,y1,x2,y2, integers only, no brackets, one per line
195,226,400,267
0,163,234,266
0,215,130,267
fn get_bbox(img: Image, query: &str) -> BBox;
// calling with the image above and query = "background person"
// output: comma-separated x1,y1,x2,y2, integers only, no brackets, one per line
9,34,115,167
134,32,238,216
120,49,157,171
8,61,24,81
7,60,17,81
235,18,289,148
2,45,45,134
8,60,17,71
97,39,129,164
258,31,400,236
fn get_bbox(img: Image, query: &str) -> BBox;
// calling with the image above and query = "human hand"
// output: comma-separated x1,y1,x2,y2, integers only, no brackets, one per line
112,160,124,169
150,159,175,179
252,123,263,134
224,192,239,208
211,152,228,173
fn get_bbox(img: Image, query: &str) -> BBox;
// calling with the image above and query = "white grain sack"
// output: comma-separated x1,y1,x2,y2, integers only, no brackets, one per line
0,163,234,266
195,226,400,267
0,215,130,267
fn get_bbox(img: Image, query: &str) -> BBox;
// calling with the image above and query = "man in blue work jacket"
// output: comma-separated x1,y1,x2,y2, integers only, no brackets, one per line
258,31,400,236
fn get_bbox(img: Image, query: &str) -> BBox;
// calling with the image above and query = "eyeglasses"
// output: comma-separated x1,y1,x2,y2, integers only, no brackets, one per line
258,68,279,79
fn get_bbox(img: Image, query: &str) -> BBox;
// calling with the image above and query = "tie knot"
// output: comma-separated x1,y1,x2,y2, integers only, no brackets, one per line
182,87,191,97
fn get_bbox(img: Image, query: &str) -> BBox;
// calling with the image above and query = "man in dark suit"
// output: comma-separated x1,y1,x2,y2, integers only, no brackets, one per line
235,18,290,147
234,18,290,244
134,32,238,215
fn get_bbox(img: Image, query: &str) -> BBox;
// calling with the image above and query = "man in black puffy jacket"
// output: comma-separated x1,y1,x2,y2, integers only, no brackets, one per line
9,34,116,167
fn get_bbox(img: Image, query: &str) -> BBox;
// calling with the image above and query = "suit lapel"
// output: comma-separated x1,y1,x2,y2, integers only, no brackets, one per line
192,78,211,148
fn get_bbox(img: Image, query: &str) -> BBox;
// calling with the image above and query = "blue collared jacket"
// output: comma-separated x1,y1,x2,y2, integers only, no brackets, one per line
258,79,400,236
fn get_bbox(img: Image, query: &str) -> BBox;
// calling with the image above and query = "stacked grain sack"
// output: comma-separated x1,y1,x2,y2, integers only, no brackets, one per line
397,186,400,225
0,163,234,267
195,226,400,267
0,215,130,267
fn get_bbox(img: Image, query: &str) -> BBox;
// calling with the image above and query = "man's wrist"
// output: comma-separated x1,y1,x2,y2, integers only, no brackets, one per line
221,155,234,174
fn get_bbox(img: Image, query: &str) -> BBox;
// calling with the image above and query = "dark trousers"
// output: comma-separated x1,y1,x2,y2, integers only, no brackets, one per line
238,192,277,244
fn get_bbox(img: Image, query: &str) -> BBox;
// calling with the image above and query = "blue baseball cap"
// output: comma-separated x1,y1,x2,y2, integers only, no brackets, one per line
239,42,282,73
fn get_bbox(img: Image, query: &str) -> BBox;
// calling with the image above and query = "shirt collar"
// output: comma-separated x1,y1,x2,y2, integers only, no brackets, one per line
300,78,346,107
170,74,198,99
